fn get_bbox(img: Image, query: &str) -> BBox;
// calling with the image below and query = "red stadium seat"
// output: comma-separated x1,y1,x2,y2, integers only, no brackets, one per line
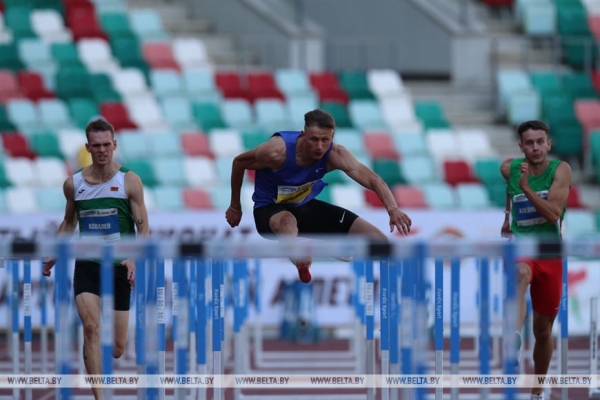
67,7,108,41
443,160,478,186
567,184,585,208
215,72,252,102
99,102,137,131
0,70,24,104
593,72,600,93
590,16,600,39
309,72,349,104
392,185,427,208
574,99,600,131
17,72,54,102
180,131,213,157
247,72,285,101
183,188,213,209
142,43,180,71
364,132,400,160
318,88,349,105
364,189,385,208
1,133,37,159
484,0,513,6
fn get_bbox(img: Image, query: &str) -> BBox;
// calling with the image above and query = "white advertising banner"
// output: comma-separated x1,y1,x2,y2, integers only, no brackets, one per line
0,210,597,336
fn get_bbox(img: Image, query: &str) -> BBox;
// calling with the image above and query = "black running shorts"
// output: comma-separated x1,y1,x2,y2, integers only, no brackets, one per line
73,260,132,311
253,199,359,240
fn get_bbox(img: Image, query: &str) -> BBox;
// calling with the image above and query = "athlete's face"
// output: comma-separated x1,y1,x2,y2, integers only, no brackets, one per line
86,130,116,166
519,129,551,165
302,125,334,160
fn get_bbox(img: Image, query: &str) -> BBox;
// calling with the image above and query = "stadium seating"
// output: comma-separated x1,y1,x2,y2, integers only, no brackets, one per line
0,1,595,232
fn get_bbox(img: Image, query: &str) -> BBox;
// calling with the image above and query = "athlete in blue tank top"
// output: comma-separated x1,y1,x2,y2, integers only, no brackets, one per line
225,109,412,283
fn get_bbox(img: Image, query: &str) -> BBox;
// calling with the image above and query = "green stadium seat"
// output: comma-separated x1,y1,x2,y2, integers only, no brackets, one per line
414,101,451,130
549,123,583,157
590,131,600,167
0,44,25,72
51,43,86,70
111,37,148,72
322,169,346,185
315,183,332,203
241,129,271,150
55,69,92,100
162,97,196,131
596,210,600,231
89,74,121,103
192,102,227,132
18,39,53,70
100,12,136,40
474,157,504,186
68,98,99,128
483,181,504,208
562,72,598,99
0,106,17,133
5,7,37,39
29,132,64,159
320,102,353,128
0,190,6,212
557,3,591,36
530,70,562,95
542,93,578,125
125,159,157,187
338,71,376,100
0,162,11,188
33,0,64,15
373,159,405,186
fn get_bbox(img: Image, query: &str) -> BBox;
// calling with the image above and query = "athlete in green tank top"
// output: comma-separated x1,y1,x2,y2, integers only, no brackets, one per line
41,119,150,400
500,121,572,400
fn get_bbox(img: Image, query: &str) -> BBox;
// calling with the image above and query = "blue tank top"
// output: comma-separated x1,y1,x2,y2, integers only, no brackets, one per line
253,131,332,209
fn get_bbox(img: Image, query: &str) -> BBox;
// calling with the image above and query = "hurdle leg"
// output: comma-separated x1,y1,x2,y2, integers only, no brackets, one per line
100,244,115,400
212,259,224,400
400,259,413,400
196,259,207,400
589,297,600,398
175,258,189,400
450,258,460,400
560,257,569,400
9,260,20,400
478,258,491,400
136,258,147,400
157,260,166,400
389,259,399,400
188,260,197,400
434,258,443,400
24,259,32,400
40,267,49,374
379,258,390,400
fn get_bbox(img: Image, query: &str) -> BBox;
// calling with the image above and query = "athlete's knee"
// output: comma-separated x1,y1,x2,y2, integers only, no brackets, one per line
269,212,297,234
533,320,553,341
82,321,99,342
516,263,531,285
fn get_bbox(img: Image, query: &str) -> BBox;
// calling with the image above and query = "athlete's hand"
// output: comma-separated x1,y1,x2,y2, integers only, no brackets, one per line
42,259,56,277
225,205,242,228
389,208,412,236
501,218,513,239
120,259,135,286
519,162,530,190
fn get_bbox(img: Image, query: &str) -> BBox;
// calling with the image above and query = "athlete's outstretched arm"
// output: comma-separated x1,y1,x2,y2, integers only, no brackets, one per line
226,137,286,228
126,172,150,236
42,177,78,276
520,162,572,224
328,144,411,235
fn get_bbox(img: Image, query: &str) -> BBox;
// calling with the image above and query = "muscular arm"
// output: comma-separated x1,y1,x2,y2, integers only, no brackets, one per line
522,162,571,224
125,172,150,236
58,177,78,235
328,144,398,212
229,136,286,209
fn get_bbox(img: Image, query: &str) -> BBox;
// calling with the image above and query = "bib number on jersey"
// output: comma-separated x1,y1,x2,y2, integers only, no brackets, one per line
276,181,316,204
79,208,121,241
512,190,548,226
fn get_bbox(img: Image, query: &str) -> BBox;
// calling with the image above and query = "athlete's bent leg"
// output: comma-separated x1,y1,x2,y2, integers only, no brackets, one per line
531,311,556,396
113,310,129,358
516,262,532,330
348,217,388,241
268,211,312,282
76,292,103,400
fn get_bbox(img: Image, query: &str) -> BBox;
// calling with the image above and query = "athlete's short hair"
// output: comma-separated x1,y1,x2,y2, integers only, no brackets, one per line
85,118,115,142
517,120,549,141
304,109,336,130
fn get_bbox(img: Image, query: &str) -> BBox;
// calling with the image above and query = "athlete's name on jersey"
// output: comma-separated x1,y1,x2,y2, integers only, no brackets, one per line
88,223,112,230
517,206,537,214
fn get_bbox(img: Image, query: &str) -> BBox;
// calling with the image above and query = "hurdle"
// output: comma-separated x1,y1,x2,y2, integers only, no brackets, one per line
590,297,600,399
1,236,595,400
